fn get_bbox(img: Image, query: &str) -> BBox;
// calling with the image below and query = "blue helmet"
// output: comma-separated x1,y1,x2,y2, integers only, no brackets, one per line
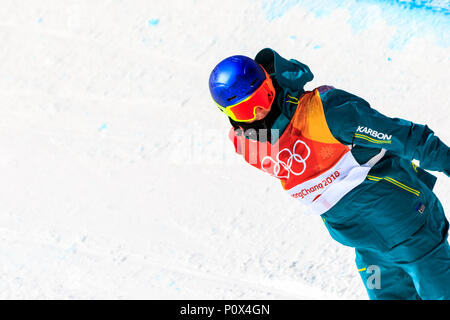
209,55,266,107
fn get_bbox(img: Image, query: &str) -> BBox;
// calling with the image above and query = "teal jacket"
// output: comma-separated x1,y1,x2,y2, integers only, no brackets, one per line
253,48,450,251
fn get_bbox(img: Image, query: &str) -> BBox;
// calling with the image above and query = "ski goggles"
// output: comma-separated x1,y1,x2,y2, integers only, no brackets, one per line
215,68,275,122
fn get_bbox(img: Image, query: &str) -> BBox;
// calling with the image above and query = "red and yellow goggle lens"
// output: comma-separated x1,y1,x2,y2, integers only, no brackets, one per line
216,69,275,122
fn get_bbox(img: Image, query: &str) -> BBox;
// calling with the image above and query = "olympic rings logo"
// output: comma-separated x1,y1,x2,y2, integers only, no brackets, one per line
261,140,311,179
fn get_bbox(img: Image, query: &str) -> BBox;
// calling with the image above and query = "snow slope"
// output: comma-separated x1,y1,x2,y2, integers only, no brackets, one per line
0,0,448,299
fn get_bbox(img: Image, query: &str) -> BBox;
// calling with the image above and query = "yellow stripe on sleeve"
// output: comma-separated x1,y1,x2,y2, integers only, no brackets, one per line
354,133,392,144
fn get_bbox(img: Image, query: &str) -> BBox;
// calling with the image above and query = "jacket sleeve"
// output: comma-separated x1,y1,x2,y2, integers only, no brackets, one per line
322,88,450,177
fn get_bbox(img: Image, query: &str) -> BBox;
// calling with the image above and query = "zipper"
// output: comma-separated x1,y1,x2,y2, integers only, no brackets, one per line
366,174,420,197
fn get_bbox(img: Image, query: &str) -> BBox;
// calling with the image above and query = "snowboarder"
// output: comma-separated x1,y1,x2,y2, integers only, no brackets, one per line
208,49,450,300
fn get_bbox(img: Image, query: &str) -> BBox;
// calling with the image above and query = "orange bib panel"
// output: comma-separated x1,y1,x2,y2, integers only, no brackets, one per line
230,89,385,214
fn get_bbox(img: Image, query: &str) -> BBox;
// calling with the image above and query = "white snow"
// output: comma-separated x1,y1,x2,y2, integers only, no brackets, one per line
0,0,448,299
